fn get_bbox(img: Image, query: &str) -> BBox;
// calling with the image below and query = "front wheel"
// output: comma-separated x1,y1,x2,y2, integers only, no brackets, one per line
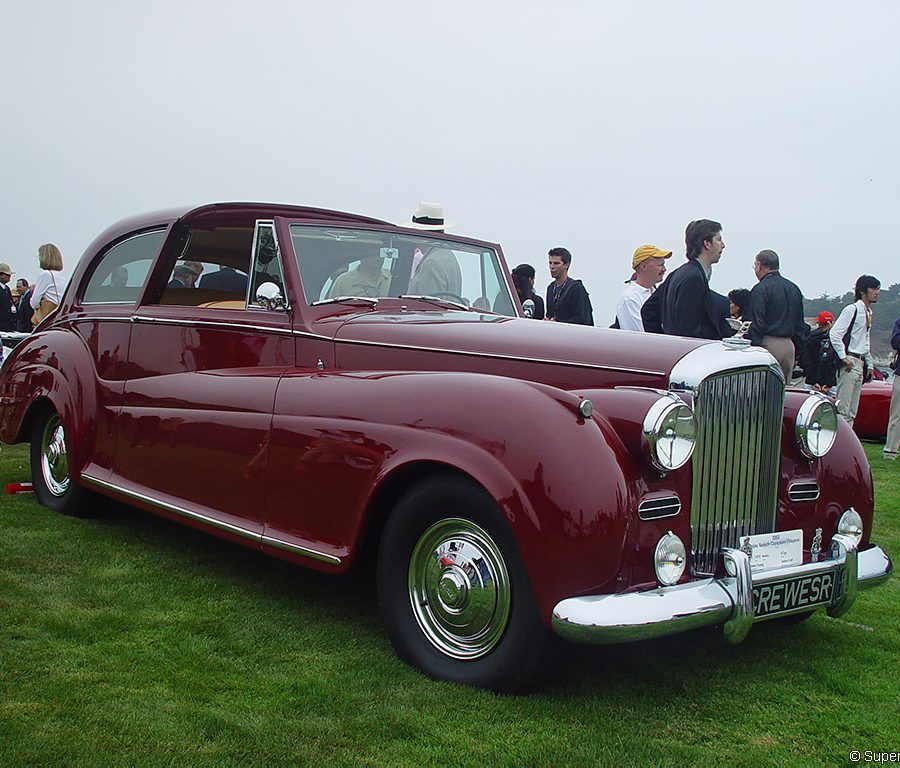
30,407,86,515
376,476,550,691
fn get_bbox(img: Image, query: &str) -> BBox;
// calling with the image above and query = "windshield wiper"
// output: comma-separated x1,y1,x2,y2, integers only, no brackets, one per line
399,295,471,311
310,296,379,307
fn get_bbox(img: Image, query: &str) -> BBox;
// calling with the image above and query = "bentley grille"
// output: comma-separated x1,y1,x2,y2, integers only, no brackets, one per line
689,367,784,575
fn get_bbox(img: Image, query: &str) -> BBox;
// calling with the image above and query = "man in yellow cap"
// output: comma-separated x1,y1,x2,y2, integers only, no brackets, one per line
614,245,671,331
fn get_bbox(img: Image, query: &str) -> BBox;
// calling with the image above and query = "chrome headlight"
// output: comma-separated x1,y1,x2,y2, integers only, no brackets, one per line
654,532,687,586
642,396,696,471
837,508,863,546
796,394,838,458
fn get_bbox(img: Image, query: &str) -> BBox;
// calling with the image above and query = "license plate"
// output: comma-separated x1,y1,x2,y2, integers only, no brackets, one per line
753,569,843,618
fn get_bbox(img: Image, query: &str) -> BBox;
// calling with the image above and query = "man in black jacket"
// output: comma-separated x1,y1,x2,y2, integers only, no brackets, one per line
746,249,809,382
0,262,14,332
15,278,34,332
641,219,725,339
545,247,593,325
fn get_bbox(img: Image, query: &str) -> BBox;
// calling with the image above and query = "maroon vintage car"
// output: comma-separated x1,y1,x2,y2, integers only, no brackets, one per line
0,203,892,691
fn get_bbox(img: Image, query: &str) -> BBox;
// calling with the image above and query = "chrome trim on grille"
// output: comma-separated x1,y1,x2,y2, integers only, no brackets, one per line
81,474,341,565
638,496,682,520
687,366,785,576
788,482,820,502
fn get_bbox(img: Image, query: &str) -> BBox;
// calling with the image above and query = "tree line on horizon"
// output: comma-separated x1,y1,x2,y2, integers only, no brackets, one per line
804,283,898,362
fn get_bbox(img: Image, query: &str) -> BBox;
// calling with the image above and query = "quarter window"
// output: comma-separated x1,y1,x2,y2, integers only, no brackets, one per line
82,229,166,304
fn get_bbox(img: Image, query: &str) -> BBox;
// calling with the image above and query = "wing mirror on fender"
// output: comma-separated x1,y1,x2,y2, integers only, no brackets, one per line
256,282,286,311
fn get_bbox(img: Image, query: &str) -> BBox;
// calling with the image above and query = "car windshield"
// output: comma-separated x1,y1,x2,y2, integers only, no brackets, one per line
290,225,516,316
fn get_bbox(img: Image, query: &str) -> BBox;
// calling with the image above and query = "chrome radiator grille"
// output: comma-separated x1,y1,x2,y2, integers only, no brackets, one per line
689,367,784,575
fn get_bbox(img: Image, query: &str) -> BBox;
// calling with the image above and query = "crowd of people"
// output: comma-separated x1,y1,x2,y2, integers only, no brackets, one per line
508,218,898,461
0,244,67,335
3,211,899,461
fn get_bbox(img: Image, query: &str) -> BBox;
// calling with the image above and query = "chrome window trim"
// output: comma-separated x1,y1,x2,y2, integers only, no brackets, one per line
335,337,665,376
81,474,341,565
247,220,290,313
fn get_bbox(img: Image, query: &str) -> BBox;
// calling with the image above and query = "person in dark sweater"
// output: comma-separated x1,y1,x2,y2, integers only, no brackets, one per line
15,278,34,332
545,247,593,325
746,249,809,382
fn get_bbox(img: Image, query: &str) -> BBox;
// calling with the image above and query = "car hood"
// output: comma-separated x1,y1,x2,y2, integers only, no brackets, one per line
332,310,711,387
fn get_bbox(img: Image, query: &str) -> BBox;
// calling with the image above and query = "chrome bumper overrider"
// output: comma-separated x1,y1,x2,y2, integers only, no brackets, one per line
551,537,892,644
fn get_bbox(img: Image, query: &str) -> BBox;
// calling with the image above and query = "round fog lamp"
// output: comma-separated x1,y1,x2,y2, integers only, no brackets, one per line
796,395,838,458
837,508,863,546
654,532,686,586
643,397,696,471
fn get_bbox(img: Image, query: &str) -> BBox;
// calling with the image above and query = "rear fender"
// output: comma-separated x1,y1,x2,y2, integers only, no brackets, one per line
0,330,98,477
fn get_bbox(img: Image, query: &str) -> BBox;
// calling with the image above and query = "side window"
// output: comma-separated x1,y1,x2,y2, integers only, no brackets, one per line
248,222,286,309
157,225,254,308
82,229,166,304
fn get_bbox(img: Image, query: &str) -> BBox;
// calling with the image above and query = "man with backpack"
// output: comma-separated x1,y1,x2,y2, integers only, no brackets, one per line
801,311,836,391
829,275,880,427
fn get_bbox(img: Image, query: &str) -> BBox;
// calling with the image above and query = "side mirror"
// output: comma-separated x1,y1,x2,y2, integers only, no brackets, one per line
256,282,286,311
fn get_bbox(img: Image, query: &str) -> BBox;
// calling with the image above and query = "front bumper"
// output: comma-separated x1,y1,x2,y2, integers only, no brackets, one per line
552,536,892,644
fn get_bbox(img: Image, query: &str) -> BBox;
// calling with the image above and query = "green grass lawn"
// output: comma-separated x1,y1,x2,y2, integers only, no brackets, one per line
1,441,897,767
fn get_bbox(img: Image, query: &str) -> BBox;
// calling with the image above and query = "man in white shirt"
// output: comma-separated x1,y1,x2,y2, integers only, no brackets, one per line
829,274,880,427
615,245,671,331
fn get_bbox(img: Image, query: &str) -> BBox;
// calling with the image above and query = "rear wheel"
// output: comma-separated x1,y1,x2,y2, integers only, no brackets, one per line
30,407,86,515
377,476,550,692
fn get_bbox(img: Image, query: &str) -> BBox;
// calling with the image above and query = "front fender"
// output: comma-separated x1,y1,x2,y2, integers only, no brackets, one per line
266,370,630,620
779,390,875,548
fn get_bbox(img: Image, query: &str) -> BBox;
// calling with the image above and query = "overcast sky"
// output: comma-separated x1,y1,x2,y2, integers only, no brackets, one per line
2,1,898,319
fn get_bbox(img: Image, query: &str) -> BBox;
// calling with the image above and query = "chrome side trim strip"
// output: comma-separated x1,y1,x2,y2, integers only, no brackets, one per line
261,535,341,565
335,337,666,377
80,474,341,565
70,314,333,342
131,315,297,336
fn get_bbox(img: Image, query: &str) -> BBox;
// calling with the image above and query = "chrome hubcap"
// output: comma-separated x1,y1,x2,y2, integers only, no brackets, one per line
40,414,70,497
408,518,510,659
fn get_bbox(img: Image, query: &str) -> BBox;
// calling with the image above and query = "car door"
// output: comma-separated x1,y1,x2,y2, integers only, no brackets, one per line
113,219,294,540
69,227,169,480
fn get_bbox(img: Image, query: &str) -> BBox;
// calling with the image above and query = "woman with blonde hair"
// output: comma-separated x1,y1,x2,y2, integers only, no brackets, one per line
30,243,66,325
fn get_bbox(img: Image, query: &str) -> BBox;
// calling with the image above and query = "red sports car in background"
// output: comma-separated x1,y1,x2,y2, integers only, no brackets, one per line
854,379,893,441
